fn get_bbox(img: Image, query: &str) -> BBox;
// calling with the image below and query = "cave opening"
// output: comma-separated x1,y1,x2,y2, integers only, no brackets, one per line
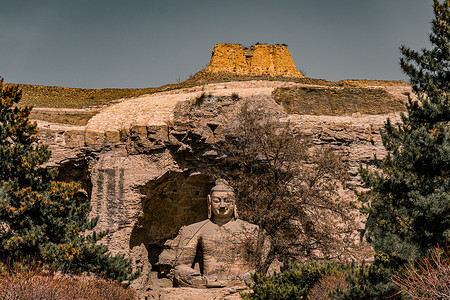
130,170,213,270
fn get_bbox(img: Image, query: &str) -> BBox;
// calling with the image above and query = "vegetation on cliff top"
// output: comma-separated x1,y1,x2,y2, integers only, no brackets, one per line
273,86,405,116
19,75,409,126
16,76,320,109
16,71,407,110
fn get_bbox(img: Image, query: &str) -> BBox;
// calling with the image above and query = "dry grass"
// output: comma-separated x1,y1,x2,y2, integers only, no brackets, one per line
187,70,332,86
0,261,136,300
273,86,406,116
337,79,410,87
14,72,409,110
29,110,98,126
188,70,408,88
18,83,182,109
16,73,332,109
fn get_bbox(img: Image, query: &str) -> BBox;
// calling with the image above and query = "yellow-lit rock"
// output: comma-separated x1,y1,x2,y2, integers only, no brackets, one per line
204,43,305,78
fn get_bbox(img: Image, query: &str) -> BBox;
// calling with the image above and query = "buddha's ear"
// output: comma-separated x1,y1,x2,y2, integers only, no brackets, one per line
207,194,211,219
234,204,239,219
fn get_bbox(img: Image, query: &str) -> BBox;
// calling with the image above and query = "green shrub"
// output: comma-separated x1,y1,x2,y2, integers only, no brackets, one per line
330,262,400,300
242,260,404,300
241,261,345,300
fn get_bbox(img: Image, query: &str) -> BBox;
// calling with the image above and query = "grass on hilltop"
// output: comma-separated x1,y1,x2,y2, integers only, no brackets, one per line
29,110,98,126
17,73,331,109
12,71,408,125
18,84,177,109
17,71,408,109
273,86,406,116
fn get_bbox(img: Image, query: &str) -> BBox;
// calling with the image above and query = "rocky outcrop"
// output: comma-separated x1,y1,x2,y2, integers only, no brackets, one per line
34,80,410,299
204,43,305,78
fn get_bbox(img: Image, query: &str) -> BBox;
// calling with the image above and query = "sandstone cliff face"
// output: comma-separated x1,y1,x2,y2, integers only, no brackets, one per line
204,43,305,78
34,80,410,299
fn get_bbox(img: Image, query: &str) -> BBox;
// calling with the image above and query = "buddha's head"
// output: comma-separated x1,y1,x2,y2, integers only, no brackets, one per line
207,179,238,221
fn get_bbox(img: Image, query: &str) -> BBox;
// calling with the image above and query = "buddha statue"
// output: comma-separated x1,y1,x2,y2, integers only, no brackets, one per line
164,179,259,288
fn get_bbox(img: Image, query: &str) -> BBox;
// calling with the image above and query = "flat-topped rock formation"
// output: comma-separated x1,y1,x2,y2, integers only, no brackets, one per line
203,43,305,78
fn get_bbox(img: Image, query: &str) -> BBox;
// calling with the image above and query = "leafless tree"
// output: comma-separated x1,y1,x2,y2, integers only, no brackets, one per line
213,99,363,273
391,246,450,299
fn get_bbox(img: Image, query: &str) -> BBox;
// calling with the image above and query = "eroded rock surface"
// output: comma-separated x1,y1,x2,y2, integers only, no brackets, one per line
34,80,410,299
204,43,305,78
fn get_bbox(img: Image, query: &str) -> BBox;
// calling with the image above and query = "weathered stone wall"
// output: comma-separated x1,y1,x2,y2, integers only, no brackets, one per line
34,81,407,299
205,43,305,78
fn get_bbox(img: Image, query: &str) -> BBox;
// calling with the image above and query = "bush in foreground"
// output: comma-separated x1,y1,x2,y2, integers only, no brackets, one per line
391,246,450,299
241,261,346,300
0,260,135,300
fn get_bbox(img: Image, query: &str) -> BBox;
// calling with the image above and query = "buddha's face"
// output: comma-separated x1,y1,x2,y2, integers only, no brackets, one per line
210,190,235,219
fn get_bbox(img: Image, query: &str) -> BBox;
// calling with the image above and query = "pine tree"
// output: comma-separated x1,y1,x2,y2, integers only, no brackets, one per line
0,79,137,283
360,0,450,267
400,0,450,94
331,2,450,298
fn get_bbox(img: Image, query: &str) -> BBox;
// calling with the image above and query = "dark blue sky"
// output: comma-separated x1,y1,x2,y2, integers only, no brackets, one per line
0,0,434,88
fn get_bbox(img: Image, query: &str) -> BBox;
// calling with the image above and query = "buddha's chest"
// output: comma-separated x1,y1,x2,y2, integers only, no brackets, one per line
199,229,251,276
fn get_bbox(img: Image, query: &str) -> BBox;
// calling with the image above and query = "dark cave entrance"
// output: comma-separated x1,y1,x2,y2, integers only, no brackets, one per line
130,170,213,270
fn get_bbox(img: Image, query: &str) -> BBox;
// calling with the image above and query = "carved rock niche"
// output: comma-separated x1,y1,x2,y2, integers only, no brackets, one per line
130,171,212,269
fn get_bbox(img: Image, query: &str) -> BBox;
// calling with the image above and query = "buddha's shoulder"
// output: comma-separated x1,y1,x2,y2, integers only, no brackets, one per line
179,219,212,234
233,219,259,230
